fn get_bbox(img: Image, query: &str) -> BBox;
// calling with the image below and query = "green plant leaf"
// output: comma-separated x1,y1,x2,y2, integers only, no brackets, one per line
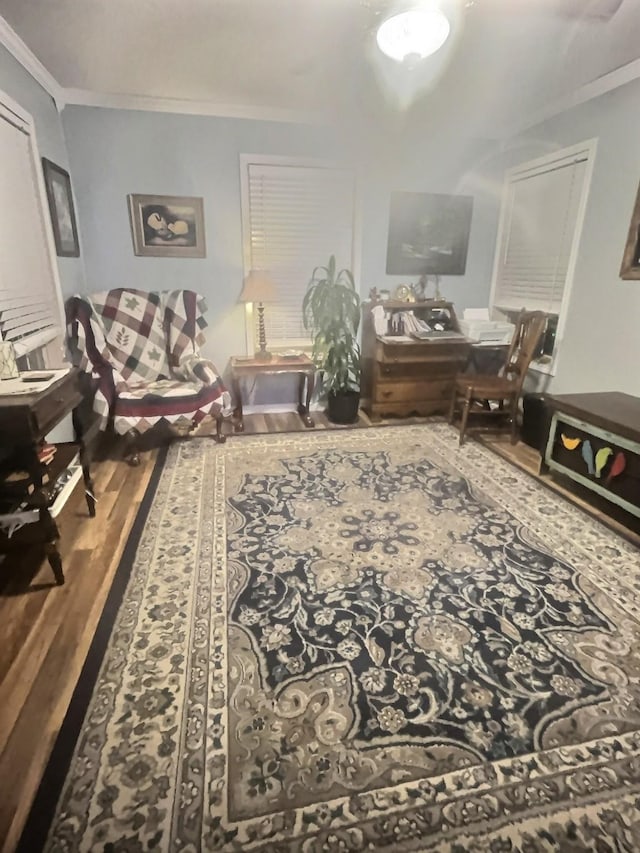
302,255,361,393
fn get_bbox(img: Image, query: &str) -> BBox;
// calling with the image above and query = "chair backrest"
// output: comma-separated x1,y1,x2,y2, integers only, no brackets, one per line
67,289,208,385
503,310,547,389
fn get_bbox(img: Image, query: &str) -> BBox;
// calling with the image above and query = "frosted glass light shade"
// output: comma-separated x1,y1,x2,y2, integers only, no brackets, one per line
376,7,451,62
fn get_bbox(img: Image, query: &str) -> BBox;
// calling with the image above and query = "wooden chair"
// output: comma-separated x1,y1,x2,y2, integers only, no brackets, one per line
448,310,547,446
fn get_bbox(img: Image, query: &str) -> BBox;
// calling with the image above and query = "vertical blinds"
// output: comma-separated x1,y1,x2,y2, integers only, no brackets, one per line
246,162,355,345
0,108,60,357
493,154,588,314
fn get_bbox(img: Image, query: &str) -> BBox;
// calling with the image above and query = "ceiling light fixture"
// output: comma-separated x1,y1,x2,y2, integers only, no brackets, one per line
376,6,451,62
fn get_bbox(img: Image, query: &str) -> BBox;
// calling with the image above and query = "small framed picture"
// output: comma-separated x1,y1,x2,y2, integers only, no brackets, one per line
42,158,80,257
128,193,206,258
620,179,640,279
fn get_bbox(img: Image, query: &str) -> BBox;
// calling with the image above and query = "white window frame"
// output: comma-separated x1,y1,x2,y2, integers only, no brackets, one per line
488,138,597,377
0,88,65,359
239,153,359,355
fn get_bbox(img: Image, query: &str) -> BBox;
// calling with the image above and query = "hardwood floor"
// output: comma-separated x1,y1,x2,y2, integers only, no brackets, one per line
0,439,157,853
0,412,637,851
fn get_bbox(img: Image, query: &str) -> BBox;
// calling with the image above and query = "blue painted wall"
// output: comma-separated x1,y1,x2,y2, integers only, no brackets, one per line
61,105,499,376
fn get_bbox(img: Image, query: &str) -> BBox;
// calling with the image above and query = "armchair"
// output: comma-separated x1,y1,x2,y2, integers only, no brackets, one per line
448,310,547,446
66,288,232,464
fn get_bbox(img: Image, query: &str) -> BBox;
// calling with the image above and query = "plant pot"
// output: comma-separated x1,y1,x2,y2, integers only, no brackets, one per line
327,390,360,424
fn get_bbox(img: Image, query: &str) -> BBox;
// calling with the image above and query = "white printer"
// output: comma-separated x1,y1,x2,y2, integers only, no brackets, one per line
458,308,514,345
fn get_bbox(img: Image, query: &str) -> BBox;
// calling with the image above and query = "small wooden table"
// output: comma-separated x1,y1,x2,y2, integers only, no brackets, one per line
0,369,97,584
230,354,316,432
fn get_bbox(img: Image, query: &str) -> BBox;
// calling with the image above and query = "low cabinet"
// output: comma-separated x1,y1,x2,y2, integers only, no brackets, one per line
542,392,640,524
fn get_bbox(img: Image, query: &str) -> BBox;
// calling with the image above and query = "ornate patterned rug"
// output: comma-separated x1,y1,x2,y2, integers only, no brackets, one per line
27,425,640,851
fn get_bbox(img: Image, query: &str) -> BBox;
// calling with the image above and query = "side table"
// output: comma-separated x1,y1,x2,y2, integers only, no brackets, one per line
0,368,97,585
230,354,316,432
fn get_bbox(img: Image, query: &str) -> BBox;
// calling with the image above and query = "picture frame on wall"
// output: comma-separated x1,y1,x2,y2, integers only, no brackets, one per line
386,191,473,276
42,157,80,257
620,179,640,279
128,193,206,258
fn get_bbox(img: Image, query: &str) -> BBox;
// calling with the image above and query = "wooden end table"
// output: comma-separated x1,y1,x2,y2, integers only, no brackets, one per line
230,354,316,432
0,368,97,585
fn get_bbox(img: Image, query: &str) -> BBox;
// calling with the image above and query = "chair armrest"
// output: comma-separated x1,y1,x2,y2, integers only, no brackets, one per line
190,358,219,386
172,354,216,383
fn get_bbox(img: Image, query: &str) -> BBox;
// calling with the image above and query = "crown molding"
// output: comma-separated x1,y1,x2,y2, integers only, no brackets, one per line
0,16,64,109
62,88,326,126
501,56,640,139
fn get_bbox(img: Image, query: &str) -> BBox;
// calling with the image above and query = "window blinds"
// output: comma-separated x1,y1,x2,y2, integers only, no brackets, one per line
0,107,60,357
245,162,355,345
493,153,588,314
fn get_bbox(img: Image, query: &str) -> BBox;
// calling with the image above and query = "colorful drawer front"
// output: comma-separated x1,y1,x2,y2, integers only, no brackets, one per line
545,412,640,519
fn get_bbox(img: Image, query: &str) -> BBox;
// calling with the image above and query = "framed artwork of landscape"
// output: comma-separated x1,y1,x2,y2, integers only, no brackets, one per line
620,179,640,279
42,158,80,257
128,193,206,258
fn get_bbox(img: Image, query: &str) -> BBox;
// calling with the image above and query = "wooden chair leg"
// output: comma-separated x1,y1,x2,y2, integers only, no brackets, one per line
124,428,141,466
214,414,227,444
459,389,473,446
448,386,458,425
510,395,520,444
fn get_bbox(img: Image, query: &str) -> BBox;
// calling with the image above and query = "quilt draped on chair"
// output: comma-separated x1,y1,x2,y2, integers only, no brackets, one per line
67,288,231,436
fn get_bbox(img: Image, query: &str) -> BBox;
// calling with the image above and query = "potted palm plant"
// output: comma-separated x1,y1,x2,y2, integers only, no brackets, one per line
302,255,361,424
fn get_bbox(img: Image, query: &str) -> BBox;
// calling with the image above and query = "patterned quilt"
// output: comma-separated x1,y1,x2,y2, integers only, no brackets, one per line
66,289,231,434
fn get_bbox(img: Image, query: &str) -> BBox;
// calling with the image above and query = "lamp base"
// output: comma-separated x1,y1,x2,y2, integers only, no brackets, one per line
254,303,272,362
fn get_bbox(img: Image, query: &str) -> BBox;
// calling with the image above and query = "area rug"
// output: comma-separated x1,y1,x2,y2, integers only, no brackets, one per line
29,425,640,851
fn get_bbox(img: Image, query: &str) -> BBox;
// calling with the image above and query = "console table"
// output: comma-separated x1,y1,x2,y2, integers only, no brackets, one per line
0,369,97,584
542,391,640,522
230,354,316,432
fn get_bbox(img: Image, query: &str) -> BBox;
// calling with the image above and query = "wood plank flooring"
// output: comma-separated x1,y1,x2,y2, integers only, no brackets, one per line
0,440,158,853
0,413,637,851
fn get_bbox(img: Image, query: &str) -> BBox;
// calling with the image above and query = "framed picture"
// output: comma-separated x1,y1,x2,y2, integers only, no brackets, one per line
128,194,206,258
42,158,80,257
386,191,473,276
620,180,640,279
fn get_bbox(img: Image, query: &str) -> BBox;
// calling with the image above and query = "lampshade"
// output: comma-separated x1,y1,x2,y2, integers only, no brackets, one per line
376,7,451,62
238,270,277,303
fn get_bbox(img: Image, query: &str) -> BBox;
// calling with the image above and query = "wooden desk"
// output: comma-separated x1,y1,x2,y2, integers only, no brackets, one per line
361,300,471,419
230,354,316,432
0,369,97,584
543,392,640,522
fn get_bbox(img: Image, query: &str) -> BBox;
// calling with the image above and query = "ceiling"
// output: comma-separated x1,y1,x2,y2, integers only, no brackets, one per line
1,0,639,135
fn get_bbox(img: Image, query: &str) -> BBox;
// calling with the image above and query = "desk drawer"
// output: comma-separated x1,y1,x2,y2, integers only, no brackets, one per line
376,362,461,381
32,377,82,435
374,379,452,404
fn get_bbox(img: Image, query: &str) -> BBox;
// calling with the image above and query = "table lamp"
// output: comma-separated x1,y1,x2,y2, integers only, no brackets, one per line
239,270,277,361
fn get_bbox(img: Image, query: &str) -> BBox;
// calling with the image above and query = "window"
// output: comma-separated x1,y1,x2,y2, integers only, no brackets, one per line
0,93,63,360
240,156,355,350
489,140,596,371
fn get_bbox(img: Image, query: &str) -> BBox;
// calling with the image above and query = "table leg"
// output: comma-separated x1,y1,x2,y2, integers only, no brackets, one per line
298,370,315,428
73,406,97,516
232,373,244,432
40,508,64,585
